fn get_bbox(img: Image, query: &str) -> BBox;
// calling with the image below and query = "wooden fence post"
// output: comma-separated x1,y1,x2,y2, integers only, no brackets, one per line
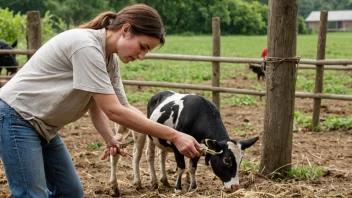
26,11,42,60
312,11,328,131
259,0,298,176
212,17,221,109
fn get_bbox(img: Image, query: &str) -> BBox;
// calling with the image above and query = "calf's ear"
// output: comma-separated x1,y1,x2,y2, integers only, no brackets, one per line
239,136,259,150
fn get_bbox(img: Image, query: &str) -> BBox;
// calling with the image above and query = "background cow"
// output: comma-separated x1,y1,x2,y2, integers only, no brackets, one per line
0,40,19,76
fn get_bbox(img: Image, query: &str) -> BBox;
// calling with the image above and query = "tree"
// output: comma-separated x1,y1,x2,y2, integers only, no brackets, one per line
298,0,314,18
44,0,109,25
0,0,47,15
224,0,267,35
107,0,137,12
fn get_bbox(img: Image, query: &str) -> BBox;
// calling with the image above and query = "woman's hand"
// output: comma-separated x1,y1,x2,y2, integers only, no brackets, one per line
171,131,202,158
101,134,127,160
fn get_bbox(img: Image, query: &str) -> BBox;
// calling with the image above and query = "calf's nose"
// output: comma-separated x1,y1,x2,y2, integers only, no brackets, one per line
231,184,239,191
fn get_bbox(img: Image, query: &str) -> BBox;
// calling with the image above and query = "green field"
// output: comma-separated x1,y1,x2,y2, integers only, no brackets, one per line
9,32,352,103
117,32,352,103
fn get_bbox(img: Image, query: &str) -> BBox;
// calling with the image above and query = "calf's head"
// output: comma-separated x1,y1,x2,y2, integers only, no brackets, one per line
203,136,259,191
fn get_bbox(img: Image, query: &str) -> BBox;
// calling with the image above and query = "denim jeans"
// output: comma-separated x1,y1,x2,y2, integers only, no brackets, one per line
0,99,84,198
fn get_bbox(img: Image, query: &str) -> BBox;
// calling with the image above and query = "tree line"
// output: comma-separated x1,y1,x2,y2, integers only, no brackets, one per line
1,0,352,36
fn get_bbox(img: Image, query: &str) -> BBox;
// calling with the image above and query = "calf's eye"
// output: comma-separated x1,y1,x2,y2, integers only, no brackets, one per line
223,157,232,166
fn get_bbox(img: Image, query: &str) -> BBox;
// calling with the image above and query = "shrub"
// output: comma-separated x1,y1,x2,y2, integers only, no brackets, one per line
0,7,26,43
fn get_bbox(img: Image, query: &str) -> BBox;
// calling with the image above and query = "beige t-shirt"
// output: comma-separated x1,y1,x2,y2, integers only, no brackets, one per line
0,28,128,141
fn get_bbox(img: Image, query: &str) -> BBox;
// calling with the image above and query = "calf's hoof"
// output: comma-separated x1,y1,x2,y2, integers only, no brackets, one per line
160,178,171,187
110,182,120,197
174,188,182,195
134,182,143,191
188,186,197,193
151,182,159,190
188,182,197,192
111,186,120,197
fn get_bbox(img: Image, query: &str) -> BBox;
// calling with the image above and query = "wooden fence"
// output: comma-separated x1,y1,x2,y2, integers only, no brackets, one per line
0,11,351,124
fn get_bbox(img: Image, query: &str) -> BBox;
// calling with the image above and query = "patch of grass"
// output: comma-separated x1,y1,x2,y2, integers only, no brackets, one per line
243,123,253,130
323,115,352,131
231,128,247,137
241,160,259,171
124,87,214,105
287,165,325,180
126,90,155,104
294,111,312,130
296,76,315,92
295,70,351,94
226,95,258,106
87,142,102,151
294,111,352,132
251,83,266,91
324,85,346,94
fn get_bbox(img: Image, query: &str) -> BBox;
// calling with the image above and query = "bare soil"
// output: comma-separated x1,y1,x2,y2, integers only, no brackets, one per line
1,73,352,198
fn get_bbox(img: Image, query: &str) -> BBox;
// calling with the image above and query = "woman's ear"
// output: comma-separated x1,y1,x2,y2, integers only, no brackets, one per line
121,23,131,36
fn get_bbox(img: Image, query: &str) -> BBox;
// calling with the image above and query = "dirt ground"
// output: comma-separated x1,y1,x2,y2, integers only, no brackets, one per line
0,73,352,198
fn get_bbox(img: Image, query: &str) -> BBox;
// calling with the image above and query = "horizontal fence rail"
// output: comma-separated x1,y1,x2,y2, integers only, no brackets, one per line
1,64,351,71
0,66,19,68
123,80,352,101
248,63,352,70
144,53,352,65
0,49,36,55
1,50,351,65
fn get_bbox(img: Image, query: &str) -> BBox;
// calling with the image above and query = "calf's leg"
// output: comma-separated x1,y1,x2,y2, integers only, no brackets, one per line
159,149,171,187
188,157,200,192
109,123,129,196
146,138,158,189
132,131,146,190
173,150,186,194
110,154,120,196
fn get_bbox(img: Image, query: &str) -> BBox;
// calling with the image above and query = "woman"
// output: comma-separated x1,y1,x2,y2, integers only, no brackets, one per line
0,4,201,197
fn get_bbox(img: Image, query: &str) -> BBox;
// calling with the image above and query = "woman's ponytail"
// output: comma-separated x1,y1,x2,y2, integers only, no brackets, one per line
77,12,116,29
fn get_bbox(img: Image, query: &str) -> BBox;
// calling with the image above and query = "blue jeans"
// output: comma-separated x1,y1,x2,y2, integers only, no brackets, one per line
0,99,84,198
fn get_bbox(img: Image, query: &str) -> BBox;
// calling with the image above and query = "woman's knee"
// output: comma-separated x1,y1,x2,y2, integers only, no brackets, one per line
63,182,84,198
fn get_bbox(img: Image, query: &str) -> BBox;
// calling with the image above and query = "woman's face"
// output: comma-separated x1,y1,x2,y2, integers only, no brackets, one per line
116,25,160,64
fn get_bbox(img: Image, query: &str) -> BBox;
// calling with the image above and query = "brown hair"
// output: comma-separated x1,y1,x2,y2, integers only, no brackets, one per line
78,4,165,45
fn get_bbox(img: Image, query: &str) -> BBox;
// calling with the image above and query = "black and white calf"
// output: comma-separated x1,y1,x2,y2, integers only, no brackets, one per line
0,40,19,76
145,91,258,193
109,91,259,196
